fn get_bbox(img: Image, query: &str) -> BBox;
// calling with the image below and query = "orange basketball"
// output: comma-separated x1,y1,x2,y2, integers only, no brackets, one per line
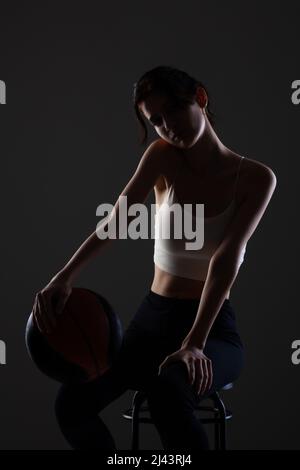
25,288,124,384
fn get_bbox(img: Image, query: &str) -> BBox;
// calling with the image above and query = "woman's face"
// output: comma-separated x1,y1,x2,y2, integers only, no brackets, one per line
138,90,206,148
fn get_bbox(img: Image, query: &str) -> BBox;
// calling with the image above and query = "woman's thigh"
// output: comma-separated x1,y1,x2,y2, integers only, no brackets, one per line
112,324,172,391
143,336,245,408
55,362,130,423
203,337,245,395
113,293,245,393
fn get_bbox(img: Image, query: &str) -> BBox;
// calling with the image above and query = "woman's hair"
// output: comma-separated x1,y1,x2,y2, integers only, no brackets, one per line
133,65,215,145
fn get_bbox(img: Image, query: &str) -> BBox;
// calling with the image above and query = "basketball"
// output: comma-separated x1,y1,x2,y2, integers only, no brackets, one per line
25,287,124,384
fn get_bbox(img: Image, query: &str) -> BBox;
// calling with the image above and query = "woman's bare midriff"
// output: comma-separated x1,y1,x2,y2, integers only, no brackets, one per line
150,264,230,300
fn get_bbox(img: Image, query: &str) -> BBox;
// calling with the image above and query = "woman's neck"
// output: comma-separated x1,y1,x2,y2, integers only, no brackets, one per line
180,118,229,175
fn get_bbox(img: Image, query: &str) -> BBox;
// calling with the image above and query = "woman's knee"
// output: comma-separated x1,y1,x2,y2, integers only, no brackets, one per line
146,362,194,413
55,367,129,426
55,386,84,426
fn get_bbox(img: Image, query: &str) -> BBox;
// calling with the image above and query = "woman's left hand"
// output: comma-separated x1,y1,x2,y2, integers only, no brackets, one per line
158,345,213,396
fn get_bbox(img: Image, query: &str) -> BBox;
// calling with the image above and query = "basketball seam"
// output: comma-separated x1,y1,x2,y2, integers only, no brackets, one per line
70,304,107,377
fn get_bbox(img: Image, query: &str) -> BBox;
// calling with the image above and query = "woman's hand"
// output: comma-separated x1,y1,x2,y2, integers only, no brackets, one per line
32,273,73,334
158,345,213,396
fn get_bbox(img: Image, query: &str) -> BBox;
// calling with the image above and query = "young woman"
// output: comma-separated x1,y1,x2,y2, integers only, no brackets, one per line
32,66,277,450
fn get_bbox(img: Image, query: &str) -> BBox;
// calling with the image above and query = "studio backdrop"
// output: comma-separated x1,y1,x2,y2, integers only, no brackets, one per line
0,1,299,451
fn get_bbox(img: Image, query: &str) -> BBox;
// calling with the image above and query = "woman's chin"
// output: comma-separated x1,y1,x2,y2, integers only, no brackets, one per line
163,133,194,148
174,134,194,148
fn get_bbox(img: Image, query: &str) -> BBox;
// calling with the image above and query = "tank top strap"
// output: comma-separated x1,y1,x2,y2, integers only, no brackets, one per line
232,156,245,199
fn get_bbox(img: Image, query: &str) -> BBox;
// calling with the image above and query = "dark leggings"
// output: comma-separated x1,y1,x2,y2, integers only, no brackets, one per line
55,290,245,450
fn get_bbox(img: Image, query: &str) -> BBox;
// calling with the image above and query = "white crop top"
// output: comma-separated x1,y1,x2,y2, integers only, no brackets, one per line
153,156,247,281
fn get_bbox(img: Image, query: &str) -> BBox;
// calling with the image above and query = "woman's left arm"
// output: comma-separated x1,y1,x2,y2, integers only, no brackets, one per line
182,163,277,349
158,163,277,394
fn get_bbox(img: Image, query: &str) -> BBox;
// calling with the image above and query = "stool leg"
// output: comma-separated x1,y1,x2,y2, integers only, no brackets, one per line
214,411,220,450
131,391,147,451
132,401,140,450
220,414,226,450
212,392,227,451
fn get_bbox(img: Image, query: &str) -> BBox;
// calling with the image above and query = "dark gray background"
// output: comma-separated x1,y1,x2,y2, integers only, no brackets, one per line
0,1,299,450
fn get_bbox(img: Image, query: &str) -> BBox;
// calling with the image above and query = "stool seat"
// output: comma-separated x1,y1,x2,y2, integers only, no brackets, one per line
122,383,233,450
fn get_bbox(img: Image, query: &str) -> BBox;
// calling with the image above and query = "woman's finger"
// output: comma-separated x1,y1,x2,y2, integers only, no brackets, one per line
37,293,52,333
32,295,42,331
201,359,209,395
34,295,47,333
32,295,37,319
39,292,56,330
44,291,57,328
207,359,213,391
193,358,201,393
56,292,68,316
189,357,196,385
197,359,205,395
158,357,170,375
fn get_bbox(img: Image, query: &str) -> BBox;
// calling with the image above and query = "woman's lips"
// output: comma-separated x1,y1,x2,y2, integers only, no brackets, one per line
172,133,186,142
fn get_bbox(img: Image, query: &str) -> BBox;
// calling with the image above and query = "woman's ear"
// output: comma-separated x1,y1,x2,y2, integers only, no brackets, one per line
195,86,208,109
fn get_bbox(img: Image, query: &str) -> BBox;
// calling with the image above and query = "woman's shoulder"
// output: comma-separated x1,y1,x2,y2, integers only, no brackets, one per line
227,154,276,211
238,154,277,190
241,154,275,176
147,143,277,194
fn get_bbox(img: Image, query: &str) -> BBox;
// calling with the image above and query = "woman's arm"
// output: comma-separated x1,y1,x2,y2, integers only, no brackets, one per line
182,162,277,349
52,139,166,285
158,161,277,396
34,139,167,332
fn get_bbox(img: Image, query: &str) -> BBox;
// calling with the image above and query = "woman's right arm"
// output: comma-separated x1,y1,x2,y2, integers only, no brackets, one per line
33,139,167,333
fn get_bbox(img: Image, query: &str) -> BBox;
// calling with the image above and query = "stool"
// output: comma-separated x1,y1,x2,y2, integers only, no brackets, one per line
122,383,233,450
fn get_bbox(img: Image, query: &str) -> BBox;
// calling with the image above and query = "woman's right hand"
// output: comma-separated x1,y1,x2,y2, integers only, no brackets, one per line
32,274,73,334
